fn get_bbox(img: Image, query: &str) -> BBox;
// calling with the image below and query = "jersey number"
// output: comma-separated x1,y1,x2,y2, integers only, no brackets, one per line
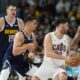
9,35,14,42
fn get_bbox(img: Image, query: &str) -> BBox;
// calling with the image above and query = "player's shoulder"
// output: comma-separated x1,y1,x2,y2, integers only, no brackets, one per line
0,17,5,31
0,17,4,23
64,34,71,43
17,17,24,29
44,32,53,39
17,17,23,22
14,31,24,41
64,34,70,38
15,31,23,38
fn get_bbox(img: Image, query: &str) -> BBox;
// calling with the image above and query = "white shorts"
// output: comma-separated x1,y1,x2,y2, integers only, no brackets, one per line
0,63,38,80
26,65,38,76
33,61,66,80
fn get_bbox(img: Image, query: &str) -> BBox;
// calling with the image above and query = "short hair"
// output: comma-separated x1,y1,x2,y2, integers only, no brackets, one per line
7,3,16,8
24,16,38,23
55,17,68,26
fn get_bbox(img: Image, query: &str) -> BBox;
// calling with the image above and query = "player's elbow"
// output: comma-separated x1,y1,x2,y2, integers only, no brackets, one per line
12,48,19,56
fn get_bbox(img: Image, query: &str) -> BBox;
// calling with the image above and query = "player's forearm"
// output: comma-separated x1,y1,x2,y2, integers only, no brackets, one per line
71,40,78,50
13,45,28,56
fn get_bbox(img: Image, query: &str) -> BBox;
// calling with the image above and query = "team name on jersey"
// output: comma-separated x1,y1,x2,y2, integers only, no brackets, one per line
4,29,18,34
53,43,66,55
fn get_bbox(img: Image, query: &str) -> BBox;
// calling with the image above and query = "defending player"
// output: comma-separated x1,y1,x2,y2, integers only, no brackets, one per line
0,17,38,80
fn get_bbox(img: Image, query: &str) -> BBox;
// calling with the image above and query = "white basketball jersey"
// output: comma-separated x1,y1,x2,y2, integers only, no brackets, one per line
44,32,68,67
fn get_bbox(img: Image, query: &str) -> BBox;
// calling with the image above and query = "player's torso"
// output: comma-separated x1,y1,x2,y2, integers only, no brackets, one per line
8,30,33,65
51,32,67,56
0,17,20,51
44,32,68,67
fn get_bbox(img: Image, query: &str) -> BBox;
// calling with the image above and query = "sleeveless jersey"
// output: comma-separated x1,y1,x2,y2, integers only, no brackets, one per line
0,16,20,53
4,30,33,76
44,32,68,67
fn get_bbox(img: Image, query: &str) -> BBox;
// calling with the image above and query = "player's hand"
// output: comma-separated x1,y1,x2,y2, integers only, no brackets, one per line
26,43,35,50
28,52,35,60
65,55,71,63
65,54,78,64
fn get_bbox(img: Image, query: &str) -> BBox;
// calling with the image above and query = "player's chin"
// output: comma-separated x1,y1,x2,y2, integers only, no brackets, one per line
12,14,16,17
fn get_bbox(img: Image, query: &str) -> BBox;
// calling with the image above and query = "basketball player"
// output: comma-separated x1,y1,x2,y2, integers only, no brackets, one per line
31,18,75,80
0,3,24,71
0,16,38,80
70,27,80,80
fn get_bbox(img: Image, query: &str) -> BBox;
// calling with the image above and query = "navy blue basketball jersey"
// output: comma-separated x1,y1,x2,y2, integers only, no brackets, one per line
0,16,20,53
0,16,21,71
4,30,33,76
9,30,33,64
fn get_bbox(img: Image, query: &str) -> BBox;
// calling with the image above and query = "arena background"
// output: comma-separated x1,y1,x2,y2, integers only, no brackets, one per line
0,0,80,80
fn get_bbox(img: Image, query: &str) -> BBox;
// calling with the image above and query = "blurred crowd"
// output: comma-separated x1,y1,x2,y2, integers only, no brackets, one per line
0,0,80,51
0,0,80,79
15,0,80,59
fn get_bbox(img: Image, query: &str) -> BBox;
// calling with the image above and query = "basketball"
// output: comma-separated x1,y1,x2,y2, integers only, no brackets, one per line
28,52,35,60
67,53,80,67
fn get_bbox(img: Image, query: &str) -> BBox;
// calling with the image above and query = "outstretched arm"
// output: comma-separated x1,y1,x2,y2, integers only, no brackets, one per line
71,27,80,49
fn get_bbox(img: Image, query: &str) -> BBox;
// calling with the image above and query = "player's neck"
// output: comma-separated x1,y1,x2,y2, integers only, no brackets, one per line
24,28,32,37
54,29,64,39
6,15,15,22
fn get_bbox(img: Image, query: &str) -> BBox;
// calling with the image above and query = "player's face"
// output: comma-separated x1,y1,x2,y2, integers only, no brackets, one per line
62,22,69,33
7,6,16,18
30,20,37,31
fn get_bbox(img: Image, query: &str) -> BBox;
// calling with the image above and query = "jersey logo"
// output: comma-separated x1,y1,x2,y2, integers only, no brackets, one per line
53,43,66,55
4,29,18,34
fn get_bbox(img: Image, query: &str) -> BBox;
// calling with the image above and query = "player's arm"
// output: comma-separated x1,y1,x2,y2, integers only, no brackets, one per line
0,18,5,32
17,18,24,30
66,35,71,55
71,27,80,49
32,33,38,51
66,35,79,64
27,33,38,59
44,33,66,60
12,32,34,56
